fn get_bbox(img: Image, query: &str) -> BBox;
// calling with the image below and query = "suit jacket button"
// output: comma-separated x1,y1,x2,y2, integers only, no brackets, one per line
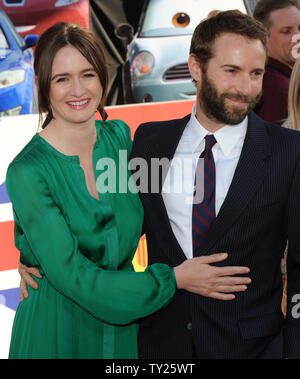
187,322,192,331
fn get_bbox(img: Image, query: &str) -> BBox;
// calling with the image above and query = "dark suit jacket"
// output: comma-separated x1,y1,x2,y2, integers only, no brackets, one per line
130,111,300,359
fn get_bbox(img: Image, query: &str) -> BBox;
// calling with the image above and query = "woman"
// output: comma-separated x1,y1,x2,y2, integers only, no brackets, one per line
7,22,250,359
285,57,300,131
281,54,300,315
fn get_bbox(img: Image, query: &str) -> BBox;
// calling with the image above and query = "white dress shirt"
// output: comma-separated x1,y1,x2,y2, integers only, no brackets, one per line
161,105,248,259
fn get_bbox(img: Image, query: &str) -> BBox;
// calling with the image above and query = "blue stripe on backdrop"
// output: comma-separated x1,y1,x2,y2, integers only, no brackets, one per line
0,182,10,204
0,288,20,311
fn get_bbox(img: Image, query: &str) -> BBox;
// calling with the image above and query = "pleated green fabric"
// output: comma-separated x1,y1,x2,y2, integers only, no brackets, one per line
6,120,176,359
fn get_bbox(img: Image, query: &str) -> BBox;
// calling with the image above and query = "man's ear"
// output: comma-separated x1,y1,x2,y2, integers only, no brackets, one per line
188,54,202,83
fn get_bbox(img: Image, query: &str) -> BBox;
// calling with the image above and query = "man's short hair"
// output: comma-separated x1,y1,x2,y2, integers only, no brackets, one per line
253,0,300,28
189,10,268,71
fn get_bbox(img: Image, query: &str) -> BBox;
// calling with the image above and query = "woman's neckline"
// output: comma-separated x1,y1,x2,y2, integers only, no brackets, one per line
34,121,103,163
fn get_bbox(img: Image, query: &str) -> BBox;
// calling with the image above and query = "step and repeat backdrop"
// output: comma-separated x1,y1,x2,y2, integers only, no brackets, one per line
0,100,194,358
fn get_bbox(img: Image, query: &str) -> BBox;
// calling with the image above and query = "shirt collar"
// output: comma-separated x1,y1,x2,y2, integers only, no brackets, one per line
187,104,248,156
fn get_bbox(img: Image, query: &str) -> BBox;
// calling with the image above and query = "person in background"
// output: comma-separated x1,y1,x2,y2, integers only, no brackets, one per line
285,57,300,130
8,22,251,359
207,9,220,19
253,0,300,125
281,50,300,317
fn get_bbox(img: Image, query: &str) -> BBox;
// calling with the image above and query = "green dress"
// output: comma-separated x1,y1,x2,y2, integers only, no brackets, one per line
6,120,176,359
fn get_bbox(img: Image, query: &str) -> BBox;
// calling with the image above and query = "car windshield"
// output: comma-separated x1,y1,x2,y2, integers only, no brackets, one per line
0,28,9,49
1,11,24,49
139,0,248,37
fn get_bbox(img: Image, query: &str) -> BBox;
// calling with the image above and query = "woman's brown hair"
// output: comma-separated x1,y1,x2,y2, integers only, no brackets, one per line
34,22,108,127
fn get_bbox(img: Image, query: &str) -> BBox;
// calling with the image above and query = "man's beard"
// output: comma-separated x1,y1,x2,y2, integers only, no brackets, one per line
199,72,262,125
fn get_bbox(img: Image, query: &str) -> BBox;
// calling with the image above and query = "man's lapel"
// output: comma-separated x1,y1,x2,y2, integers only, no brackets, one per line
148,114,191,263
152,114,191,190
200,112,272,254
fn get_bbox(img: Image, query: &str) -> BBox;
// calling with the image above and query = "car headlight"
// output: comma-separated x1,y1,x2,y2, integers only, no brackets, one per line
0,70,25,89
55,0,80,6
131,51,155,80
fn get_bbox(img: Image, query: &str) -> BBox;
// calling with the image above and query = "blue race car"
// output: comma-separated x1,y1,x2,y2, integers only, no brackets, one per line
0,9,38,117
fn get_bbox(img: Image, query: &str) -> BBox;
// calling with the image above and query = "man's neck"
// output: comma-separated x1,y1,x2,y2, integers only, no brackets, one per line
195,105,226,133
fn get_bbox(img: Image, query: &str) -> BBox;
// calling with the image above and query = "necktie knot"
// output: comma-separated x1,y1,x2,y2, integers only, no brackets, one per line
200,135,216,158
204,134,217,151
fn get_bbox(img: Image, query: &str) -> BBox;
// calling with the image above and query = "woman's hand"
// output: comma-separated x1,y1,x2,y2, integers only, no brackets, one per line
18,262,42,301
174,253,251,300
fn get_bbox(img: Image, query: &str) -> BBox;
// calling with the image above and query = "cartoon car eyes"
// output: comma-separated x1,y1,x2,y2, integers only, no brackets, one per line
172,13,190,28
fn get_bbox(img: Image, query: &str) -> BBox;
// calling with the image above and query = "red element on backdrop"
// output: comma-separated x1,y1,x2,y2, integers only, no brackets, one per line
0,221,19,271
0,0,90,38
103,100,195,137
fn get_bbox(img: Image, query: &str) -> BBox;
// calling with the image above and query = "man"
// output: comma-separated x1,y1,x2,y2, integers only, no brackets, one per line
131,10,300,358
253,0,300,125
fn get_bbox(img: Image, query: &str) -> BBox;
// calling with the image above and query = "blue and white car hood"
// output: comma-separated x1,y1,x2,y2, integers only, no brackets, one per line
0,49,26,71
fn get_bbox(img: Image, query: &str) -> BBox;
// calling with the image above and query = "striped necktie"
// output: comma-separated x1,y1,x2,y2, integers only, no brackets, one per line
192,134,217,256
